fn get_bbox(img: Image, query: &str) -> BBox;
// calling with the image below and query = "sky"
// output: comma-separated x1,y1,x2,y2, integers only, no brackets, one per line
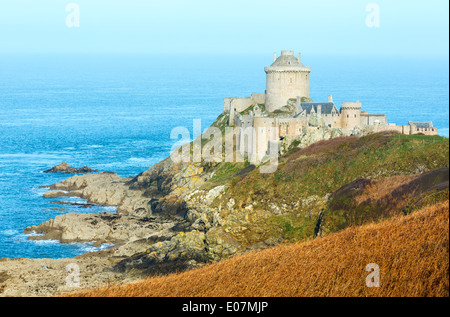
0,0,448,56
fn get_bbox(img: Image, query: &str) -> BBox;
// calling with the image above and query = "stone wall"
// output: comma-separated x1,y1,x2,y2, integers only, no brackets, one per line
322,113,341,128
361,113,387,126
340,102,362,129
223,94,266,114
265,70,310,112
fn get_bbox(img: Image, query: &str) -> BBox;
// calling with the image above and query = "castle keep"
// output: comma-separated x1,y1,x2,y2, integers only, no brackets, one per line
223,50,438,162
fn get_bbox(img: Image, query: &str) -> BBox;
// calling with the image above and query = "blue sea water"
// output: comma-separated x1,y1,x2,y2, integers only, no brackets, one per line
0,54,448,259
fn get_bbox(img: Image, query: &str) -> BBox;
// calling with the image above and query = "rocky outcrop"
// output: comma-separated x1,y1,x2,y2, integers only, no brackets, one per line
0,256,136,297
43,162,98,174
42,172,151,217
24,212,176,250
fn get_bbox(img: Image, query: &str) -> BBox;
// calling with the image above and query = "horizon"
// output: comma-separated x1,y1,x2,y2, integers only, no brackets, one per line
0,0,448,57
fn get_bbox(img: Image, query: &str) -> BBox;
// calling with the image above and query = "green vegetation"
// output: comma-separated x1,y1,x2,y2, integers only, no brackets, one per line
214,132,449,242
267,213,317,243
224,133,448,204
209,162,246,184
239,104,265,116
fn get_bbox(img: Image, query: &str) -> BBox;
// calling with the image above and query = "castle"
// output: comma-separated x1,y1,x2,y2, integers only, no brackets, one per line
223,50,438,162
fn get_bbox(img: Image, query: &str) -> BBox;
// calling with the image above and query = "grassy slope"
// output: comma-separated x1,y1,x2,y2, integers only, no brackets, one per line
66,131,449,297
223,132,448,204
70,200,449,297
211,132,448,243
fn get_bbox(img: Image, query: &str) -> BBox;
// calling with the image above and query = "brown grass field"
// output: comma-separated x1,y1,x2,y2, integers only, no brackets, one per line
69,200,449,297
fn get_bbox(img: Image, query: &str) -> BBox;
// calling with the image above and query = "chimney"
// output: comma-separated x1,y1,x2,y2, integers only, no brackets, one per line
274,52,277,62
328,95,333,103
317,104,322,115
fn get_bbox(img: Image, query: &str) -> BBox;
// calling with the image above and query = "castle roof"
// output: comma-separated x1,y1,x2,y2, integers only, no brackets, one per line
265,50,311,73
411,122,434,129
300,102,338,115
271,52,304,67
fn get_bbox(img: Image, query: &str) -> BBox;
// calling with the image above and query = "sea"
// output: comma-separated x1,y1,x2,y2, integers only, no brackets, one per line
0,53,448,259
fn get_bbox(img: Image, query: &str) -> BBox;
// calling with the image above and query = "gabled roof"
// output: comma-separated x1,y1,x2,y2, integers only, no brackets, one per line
300,102,339,115
411,122,433,129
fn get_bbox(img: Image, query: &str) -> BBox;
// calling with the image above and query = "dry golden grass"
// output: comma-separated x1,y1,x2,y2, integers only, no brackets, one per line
354,174,420,205
69,200,449,297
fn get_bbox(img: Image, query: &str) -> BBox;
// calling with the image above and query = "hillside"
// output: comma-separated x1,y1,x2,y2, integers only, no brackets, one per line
69,199,449,297
8,121,447,297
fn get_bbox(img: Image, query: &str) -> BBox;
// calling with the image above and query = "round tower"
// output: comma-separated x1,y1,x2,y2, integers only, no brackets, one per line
340,101,362,129
264,50,311,113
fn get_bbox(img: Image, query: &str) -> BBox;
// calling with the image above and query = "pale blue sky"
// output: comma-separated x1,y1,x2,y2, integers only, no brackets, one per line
0,0,448,56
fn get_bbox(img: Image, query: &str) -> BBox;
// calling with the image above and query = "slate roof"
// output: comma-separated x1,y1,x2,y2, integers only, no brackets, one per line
300,102,339,115
271,54,304,67
411,122,433,129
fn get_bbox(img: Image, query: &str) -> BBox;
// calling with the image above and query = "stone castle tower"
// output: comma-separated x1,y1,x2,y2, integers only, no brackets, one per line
340,101,362,129
264,50,311,112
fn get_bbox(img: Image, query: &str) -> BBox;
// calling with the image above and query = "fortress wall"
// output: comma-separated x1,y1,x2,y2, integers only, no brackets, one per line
373,124,438,136
265,71,310,112
340,109,361,130
223,97,252,113
223,98,233,113
322,113,341,128
252,117,279,161
251,93,266,105
412,127,439,136
360,114,388,126
231,98,253,113
223,93,266,114
378,124,405,134
286,118,306,135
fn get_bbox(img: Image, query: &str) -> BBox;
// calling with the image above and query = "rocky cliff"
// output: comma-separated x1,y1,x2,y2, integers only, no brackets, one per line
1,114,448,296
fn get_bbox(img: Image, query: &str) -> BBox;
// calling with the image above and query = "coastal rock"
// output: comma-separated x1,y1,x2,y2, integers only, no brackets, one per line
0,256,136,297
44,172,152,217
43,162,98,174
113,230,209,276
206,227,244,261
24,212,177,247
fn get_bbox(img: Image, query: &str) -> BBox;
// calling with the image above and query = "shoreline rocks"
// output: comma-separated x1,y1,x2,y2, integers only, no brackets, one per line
3,142,282,295
0,256,135,297
24,212,177,252
43,162,98,174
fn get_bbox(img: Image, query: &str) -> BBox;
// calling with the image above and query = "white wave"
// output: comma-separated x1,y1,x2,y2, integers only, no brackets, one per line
68,242,114,253
30,186,53,197
0,229,19,236
0,153,65,160
0,153,70,165
97,206,118,212
82,144,103,149
127,157,151,163
18,231,44,239
31,239,60,246
62,196,88,204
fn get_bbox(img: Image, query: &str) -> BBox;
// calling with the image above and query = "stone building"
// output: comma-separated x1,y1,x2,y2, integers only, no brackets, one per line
264,50,311,113
223,50,438,162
